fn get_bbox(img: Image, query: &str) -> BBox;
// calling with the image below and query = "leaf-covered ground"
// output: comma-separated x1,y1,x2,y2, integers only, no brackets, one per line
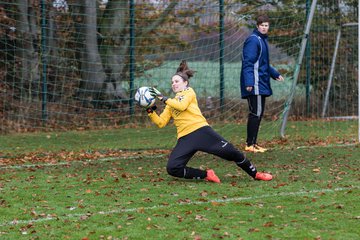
0,143,359,239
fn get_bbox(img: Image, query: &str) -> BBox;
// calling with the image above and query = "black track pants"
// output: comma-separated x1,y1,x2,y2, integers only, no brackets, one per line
246,95,266,146
167,126,257,179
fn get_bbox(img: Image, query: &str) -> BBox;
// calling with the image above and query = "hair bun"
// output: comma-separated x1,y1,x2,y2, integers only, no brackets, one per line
176,60,195,80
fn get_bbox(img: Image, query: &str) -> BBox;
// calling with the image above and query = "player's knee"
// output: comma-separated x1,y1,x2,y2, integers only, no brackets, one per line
166,165,184,178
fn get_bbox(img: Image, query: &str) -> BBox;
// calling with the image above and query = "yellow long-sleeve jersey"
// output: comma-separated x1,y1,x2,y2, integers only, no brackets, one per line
148,87,209,139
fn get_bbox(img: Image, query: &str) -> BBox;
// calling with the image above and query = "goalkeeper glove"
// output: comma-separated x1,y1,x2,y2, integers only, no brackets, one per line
149,87,168,103
146,105,157,113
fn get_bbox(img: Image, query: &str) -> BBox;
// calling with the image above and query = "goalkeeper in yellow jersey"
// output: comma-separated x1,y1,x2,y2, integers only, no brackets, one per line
146,60,272,183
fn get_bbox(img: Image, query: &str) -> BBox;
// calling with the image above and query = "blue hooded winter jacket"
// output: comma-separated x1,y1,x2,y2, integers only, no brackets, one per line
240,29,280,99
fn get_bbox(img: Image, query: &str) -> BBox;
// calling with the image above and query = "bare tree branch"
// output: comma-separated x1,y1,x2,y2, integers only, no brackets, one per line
139,1,179,36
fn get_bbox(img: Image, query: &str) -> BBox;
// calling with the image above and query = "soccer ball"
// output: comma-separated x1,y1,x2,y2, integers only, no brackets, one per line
134,86,156,108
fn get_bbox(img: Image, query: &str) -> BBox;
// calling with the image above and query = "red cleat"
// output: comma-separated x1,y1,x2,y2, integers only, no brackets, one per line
205,169,221,183
255,172,273,181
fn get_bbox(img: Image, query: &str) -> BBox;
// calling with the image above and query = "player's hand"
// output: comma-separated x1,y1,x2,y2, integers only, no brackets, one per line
246,86,253,92
146,105,157,113
276,75,284,82
149,87,162,98
149,87,168,103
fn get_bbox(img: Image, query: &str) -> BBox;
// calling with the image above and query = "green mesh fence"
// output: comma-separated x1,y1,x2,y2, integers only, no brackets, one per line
0,0,358,145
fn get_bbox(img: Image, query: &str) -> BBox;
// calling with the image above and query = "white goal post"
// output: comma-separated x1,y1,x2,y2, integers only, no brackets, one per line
280,0,318,138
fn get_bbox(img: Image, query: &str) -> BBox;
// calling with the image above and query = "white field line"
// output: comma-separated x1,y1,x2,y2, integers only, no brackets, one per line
294,143,358,149
0,186,358,227
0,142,357,170
0,154,167,170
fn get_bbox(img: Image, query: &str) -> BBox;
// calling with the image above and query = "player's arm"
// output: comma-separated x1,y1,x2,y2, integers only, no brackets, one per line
269,66,284,81
164,92,193,112
242,38,260,87
147,105,171,128
149,87,193,112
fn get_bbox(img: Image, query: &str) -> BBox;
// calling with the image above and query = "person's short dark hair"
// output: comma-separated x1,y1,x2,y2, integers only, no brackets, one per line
256,15,270,26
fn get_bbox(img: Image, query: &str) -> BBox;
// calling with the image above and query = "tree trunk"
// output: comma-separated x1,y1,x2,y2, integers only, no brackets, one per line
79,0,106,102
98,1,179,101
16,0,40,101
99,0,129,100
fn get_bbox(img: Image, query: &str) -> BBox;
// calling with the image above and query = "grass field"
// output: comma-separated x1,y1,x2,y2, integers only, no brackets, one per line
0,120,359,239
132,61,296,100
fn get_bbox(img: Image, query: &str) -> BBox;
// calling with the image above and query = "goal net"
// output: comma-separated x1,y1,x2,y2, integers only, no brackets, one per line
0,0,358,147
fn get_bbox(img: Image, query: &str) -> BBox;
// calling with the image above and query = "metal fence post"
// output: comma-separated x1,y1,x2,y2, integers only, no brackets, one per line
129,0,135,116
219,0,224,113
41,0,48,123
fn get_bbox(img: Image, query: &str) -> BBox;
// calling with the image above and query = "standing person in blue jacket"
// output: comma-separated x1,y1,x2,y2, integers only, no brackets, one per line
240,14,284,153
